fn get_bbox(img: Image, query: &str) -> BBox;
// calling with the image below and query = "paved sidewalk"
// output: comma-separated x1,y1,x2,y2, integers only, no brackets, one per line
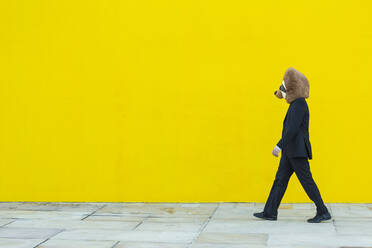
0,202,372,248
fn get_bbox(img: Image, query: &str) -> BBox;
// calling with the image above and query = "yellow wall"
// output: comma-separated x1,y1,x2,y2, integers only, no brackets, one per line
1,0,372,202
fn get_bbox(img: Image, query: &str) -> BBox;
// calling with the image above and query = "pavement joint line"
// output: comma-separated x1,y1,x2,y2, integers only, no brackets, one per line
0,219,15,227
33,229,66,248
186,202,219,248
111,241,121,248
81,204,107,220
33,238,50,248
132,214,151,230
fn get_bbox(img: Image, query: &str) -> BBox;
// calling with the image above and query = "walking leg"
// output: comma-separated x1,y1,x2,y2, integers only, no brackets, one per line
290,157,328,214
263,154,294,217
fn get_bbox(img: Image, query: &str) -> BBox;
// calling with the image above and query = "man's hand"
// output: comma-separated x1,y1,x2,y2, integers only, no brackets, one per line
272,146,281,157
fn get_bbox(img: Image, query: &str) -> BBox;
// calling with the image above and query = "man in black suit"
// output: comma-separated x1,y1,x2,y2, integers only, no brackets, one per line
253,68,331,223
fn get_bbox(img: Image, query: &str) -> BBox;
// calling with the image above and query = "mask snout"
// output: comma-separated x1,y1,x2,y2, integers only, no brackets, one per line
274,80,287,99
275,90,283,99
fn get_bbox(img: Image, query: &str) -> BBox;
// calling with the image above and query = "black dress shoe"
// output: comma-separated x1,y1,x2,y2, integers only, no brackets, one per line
307,211,332,223
253,212,277,221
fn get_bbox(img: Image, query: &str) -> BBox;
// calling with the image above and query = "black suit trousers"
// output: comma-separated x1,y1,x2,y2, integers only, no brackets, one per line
263,153,328,216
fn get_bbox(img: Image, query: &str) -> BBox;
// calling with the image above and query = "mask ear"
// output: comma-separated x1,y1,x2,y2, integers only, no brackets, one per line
282,80,286,90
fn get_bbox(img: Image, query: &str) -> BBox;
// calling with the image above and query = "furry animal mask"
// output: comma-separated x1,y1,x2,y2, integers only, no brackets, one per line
274,67,310,104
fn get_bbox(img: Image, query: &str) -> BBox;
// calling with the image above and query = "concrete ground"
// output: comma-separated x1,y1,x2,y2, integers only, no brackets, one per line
0,202,371,248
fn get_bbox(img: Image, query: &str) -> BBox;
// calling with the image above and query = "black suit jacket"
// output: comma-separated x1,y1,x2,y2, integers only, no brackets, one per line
277,97,312,159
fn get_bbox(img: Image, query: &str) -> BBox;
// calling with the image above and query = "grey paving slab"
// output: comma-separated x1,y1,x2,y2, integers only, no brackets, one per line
280,203,315,210
0,210,89,220
275,209,317,217
217,203,249,209
253,203,266,208
204,219,336,234
274,210,320,222
51,229,198,243
0,203,22,210
115,242,188,248
329,203,369,207
6,219,139,230
0,219,14,227
268,246,338,248
213,204,318,221
0,202,104,212
85,214,148,222
329,204,372,218
191,244,265,248
331,216,372,223
334,220,372,235
0,227,62,239
196,232,268,245
146,216,207,223
96,203,217,217
135,221,203,232
212,205,255,220
333,217,372,223
0,238,44,248
235,203,255,208
268,233,372,247
179,203,218,208
212,205,318,222
37,239,117,248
